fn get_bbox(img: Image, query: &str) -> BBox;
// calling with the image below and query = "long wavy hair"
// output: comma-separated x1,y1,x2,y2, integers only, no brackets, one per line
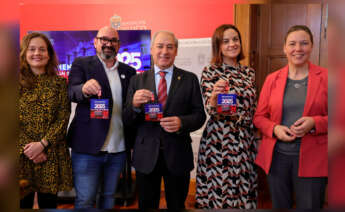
211,24,245,66
19,32,58,89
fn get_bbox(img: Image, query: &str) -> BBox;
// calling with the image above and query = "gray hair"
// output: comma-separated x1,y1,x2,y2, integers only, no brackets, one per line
151,30,178,48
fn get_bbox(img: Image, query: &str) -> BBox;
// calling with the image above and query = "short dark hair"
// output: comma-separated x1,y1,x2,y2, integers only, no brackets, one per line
284,25,314,45
211,24,244,66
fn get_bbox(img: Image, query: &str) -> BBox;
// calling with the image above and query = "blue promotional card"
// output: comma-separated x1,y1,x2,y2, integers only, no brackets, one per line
144,103,163,121
90,99,109,119
217,94,237,115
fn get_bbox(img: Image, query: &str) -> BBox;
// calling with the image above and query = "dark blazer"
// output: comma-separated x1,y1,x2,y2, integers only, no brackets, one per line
67,55,137,154
124,66,206,176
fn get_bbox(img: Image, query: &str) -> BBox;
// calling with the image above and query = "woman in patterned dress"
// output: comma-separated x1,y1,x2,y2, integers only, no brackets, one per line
18,32,73,208
196,24,257,209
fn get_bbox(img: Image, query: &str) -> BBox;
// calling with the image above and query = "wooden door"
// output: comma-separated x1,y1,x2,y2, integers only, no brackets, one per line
254,3,324,93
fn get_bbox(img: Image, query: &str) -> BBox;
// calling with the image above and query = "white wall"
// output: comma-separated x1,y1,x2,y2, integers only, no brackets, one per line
174,38,212,179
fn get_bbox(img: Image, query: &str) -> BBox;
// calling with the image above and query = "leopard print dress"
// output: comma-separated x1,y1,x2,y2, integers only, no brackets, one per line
196,63,258,209
18,74,73,197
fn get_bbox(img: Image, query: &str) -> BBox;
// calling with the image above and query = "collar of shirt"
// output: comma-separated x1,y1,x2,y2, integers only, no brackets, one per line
154,64,174,76
97,55,119,71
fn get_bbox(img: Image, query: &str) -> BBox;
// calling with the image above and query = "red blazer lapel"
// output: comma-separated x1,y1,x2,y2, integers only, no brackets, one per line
271,65,289,124
303,62,322,116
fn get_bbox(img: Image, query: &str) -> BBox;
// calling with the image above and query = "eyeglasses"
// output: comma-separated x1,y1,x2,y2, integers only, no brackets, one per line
96,37,120,45
28,47,48,53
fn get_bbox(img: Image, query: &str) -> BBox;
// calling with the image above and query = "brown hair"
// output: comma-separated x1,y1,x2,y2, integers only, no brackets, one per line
211,24,244,66
284,25,314,45
19,32,58,89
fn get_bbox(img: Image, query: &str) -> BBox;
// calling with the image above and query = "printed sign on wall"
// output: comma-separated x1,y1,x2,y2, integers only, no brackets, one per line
32,30,151,78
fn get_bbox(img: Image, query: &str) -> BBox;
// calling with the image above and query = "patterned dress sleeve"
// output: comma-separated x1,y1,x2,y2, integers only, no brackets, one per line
200,65,217,116
43,77,71,146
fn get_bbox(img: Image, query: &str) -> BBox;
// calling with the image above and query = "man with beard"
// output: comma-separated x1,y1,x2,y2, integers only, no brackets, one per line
67,26,136,209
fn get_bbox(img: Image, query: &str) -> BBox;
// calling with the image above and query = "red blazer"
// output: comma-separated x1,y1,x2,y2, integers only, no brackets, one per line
329,68,345,205
254,62,328,177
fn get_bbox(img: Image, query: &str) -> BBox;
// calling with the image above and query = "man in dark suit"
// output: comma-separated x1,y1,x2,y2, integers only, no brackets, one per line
67,26,136,209
124,31,206,209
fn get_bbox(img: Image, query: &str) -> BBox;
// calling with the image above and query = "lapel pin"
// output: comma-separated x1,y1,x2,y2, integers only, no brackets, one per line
177,76,181,80
120,74,125,79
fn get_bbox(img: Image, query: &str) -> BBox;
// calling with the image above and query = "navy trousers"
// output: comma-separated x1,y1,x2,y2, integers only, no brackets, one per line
267,151,327,209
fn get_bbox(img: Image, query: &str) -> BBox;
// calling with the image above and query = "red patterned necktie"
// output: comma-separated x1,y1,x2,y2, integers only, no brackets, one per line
158,71,167,108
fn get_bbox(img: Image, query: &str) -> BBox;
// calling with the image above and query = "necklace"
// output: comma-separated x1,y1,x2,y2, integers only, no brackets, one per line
293,80,307,89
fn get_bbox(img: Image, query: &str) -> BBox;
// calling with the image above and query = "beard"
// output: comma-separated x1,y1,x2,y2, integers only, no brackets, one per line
100,45,117,60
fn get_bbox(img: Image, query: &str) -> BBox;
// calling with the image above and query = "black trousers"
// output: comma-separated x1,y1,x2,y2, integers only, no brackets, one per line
20,192,58,209
267,151,327,209
136,150,190,209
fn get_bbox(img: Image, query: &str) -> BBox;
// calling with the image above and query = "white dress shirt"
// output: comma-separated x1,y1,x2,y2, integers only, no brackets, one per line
98,56,125,153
